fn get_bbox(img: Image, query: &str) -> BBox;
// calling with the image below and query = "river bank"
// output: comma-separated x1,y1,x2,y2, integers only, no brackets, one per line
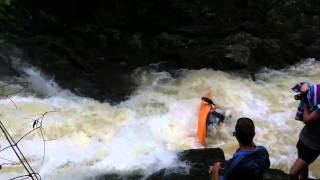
1,0,320,102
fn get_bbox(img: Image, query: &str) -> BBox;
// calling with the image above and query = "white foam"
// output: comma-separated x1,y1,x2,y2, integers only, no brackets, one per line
40,138,104,175
266,111,292,130
22,67,62,97
1,59,320,178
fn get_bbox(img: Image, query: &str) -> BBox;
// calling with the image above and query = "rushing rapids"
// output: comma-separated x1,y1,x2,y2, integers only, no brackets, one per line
0,59,319,179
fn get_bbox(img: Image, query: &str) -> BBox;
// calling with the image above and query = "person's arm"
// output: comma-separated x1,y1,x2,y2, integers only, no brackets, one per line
302,106,320,124
209,104,216,112
209,162,222,180
213,170,220,180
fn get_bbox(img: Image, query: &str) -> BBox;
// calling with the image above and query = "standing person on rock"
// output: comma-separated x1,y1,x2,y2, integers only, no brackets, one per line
209,117,270,180
290,82,320,180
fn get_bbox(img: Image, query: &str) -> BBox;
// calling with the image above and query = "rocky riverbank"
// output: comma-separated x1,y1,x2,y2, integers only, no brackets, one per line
1,0,320,102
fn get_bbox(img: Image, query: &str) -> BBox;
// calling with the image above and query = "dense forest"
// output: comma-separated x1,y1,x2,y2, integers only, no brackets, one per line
1,0,320,101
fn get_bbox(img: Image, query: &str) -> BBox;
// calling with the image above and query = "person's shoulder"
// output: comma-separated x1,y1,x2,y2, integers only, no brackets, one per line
256,145,270,155
256,145,268,151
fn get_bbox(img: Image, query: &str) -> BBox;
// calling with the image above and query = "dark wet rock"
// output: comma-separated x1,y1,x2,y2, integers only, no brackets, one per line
225,43,251,66
0,56,19,77
253,39,285,69
16,35,137,102
223,33,259,69
263,169,289,180
305,39,320,59
223,33,297,73
0,41,22,77
98,148,308,180
288,27,319,49
156,32,189,49
97,172,143,180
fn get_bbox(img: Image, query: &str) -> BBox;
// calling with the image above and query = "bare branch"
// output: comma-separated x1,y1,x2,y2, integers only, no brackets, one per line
0,80,28,108
0,155,18,164
7,96,17,109
0,80,44,180
39,128,46,167
1,111,50,180
0,145,14,152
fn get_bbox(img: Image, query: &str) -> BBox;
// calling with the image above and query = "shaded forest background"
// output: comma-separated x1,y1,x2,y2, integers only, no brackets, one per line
0,0,320,101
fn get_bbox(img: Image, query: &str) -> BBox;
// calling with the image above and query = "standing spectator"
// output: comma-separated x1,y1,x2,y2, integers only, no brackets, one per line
290,82,320,180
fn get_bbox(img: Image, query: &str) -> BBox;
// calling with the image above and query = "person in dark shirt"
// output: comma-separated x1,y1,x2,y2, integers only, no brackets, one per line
290,82,320,180
209,117,270,180
202,96,225,130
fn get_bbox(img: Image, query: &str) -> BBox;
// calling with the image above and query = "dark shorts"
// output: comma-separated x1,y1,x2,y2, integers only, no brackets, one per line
297,140,320,164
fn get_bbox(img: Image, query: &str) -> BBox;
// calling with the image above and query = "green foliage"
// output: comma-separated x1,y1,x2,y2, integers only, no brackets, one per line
0,0,12,19
0,0,16,24
0,0,14,6
271,0,320,15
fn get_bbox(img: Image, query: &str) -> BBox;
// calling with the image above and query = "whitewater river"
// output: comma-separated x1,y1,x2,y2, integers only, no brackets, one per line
0,59,319,179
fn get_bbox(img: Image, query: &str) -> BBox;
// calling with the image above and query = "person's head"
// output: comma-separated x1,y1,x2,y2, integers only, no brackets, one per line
234,117,255,146
300,82,309,93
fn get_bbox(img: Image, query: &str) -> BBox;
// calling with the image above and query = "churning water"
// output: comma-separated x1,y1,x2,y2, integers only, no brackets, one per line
0,59,319,179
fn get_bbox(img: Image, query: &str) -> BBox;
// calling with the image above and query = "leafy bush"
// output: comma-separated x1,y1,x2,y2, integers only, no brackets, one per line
0,0,13,6
271,0,320,15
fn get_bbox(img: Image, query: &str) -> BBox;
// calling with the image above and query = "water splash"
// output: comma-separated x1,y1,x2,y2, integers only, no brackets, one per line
0,59,320,179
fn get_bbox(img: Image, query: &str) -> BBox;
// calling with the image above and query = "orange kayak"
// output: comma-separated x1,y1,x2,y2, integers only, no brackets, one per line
197,91,213,146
